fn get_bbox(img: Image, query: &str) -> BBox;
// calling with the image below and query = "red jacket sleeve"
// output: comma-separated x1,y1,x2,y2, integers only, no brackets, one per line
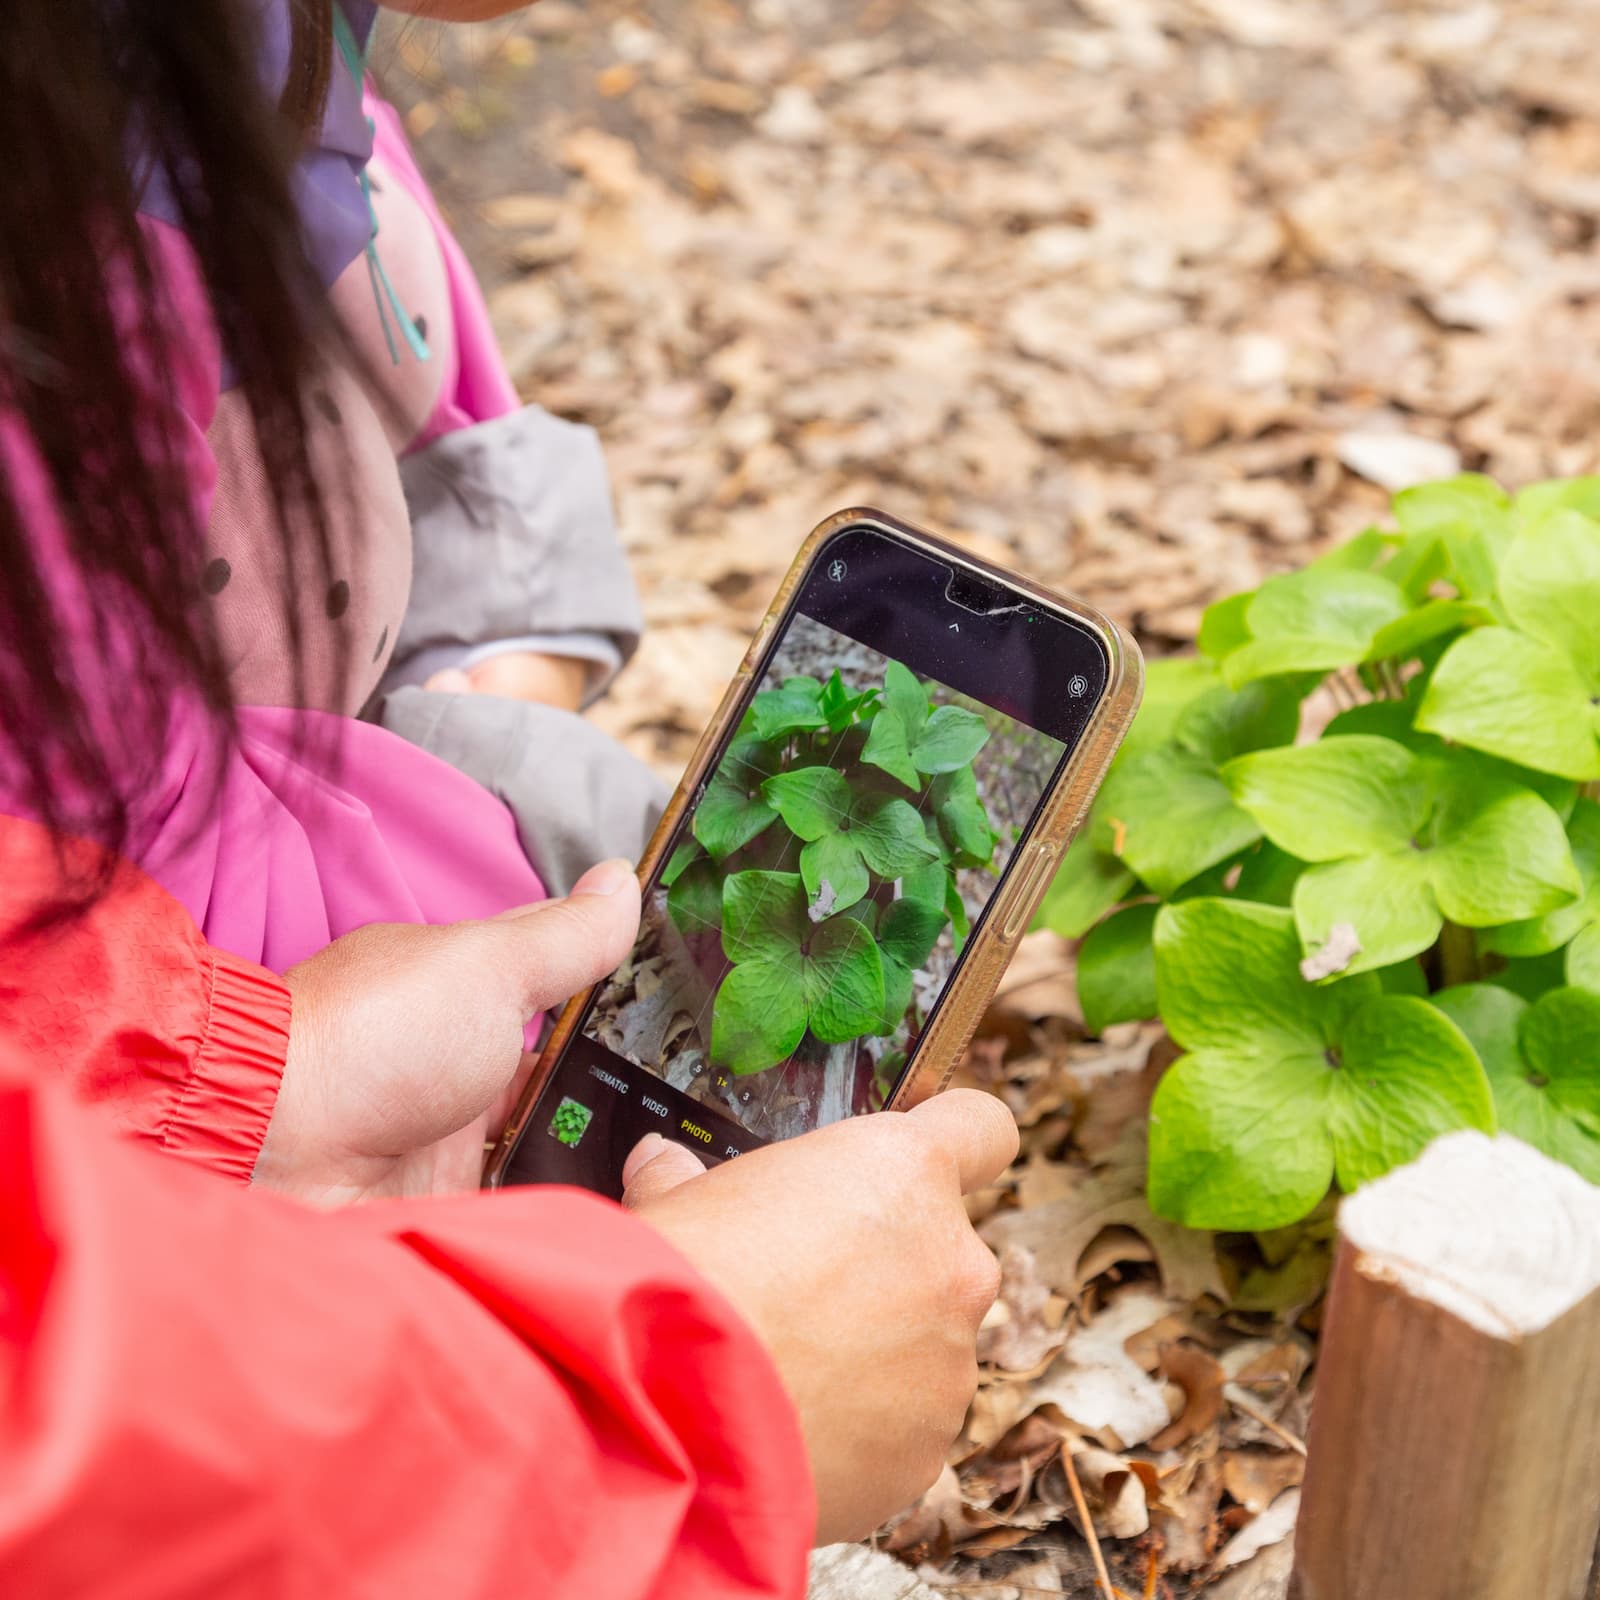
0,1059,814,1598
0,814,286,1182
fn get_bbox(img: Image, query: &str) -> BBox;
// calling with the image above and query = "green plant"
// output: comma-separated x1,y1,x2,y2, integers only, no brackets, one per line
1036,474,1600,1228
668,664,997,1077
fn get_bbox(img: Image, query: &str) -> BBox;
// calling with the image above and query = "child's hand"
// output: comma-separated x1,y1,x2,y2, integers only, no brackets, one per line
426,652,589,712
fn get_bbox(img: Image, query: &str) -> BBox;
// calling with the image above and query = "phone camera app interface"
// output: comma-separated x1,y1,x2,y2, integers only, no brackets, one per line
581,614,1068,1145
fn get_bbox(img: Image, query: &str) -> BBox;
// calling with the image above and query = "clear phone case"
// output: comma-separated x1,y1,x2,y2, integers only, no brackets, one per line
484,507,1143,1186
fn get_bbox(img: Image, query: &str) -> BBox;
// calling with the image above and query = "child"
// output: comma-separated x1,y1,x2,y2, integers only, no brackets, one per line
0,0,663,971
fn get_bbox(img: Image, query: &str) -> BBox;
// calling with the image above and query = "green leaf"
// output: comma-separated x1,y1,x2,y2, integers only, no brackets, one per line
879,895,947,970
1123,658,1223,758
1482,798,1600,958
1375,958,1429,996
763,766,851,842
1222,736,1428,861
879,953,916,1034
1149,899,1493,1229
1312,526,1390,573
711,958,810,1073
1094,746,1261,897
1148,1047,1335,1230
946,873,971,952
933,766,995,864
1078,902,1159,1035
1293,850,1440,974
1416,627,1600,780
661,838,704,888
852,794,941,878
712,873,889,1070
1223,569,1410,686
721,870,807,963
1427,776,1582,926
1499,508,1600,692
1569,924,1600,993
1488,949,1569,1002
1032,831,1135,939
1175,679,1305,768
1322,997,1495,1192
1229,841,1304,907
1392,474,1511,598
860,705,920,789
1197,591,1254,661
1513,475,1600,531
694,734,782,860
667,858,723,936
1433,984,1600,1182
914,704,990,773
1379,530,1450,601
903,857,952,911
882,660,928,731
750,675,827,741
1365,599,1493,663
805,915,887,1043
799,831,871,914
1153,900,1344,1059
819,669,870,733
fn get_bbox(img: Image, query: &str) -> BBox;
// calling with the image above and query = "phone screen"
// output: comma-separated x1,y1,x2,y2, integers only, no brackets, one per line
503,524,1110,1194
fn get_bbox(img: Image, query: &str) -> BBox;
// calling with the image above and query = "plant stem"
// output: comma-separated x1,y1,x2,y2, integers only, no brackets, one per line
1437,922,1478,990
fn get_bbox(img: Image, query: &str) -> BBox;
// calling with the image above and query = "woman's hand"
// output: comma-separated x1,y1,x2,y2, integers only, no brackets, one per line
620,1091,1018,1545
254,860,640,1204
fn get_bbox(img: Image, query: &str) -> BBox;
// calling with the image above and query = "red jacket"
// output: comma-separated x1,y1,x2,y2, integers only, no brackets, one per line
0,817,812,1597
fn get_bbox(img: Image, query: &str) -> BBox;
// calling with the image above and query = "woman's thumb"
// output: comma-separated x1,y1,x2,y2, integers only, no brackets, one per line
620,1135,708,1209
485,859,642,1017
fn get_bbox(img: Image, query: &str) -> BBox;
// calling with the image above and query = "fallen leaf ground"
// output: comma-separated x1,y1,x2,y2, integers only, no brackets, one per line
381,2,1600,1592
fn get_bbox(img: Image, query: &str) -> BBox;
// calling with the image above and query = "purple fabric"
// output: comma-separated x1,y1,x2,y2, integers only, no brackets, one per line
139,706,543,973
134,1,380,387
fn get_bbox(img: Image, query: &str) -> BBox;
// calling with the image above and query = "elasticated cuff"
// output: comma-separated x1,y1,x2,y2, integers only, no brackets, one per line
161,949,291,1183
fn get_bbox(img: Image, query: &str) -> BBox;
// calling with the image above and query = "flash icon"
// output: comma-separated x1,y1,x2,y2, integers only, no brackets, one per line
828,559,848,583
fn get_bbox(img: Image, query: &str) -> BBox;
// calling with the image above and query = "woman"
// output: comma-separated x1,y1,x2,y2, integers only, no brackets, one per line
0,3,1014,1593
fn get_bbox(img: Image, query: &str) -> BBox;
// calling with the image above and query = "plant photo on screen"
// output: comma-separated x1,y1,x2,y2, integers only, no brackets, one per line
586,616,1065,1140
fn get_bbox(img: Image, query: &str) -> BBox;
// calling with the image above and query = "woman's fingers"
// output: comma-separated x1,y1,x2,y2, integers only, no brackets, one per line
619,1136,708,1208
904,1089,1019,1195
476,862,641,1018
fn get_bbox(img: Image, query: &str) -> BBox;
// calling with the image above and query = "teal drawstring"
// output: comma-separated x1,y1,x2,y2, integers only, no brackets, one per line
332,7,430,366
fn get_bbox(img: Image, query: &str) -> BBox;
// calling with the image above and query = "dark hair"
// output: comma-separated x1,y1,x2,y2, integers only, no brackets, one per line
0,0,341,917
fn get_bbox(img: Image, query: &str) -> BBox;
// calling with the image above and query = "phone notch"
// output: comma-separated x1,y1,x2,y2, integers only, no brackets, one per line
943,568,1023,617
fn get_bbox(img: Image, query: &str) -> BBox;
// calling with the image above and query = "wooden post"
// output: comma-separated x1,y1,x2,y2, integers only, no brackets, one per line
1292,1132,1600,1600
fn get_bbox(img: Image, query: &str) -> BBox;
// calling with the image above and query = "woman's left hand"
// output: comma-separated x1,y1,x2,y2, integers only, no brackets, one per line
253,859,640,1204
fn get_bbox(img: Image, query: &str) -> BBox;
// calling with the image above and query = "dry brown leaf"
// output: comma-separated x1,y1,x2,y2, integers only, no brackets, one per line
1222,1448,1306,1515
1041,1446,1150,1540
1147,1343,1226,1452
977,1246,1068,1374
983,1162,1226,1306
1212,1488,1301,1573
1021,1288,1175,1451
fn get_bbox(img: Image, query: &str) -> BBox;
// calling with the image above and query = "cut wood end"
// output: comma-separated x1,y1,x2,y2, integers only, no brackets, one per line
1339,1132,1600,1340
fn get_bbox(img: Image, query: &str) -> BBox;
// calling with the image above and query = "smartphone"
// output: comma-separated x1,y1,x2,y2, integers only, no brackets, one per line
485,508,1142,1195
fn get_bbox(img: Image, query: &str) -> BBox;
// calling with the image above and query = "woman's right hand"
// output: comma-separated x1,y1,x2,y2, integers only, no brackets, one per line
620,1090,1017,1546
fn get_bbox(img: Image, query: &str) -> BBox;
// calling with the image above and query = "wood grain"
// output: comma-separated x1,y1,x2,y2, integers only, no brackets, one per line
1292,1133,1600,1600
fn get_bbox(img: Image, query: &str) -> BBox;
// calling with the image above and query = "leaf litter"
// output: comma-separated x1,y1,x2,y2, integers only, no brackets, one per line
379,0,1600,1590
